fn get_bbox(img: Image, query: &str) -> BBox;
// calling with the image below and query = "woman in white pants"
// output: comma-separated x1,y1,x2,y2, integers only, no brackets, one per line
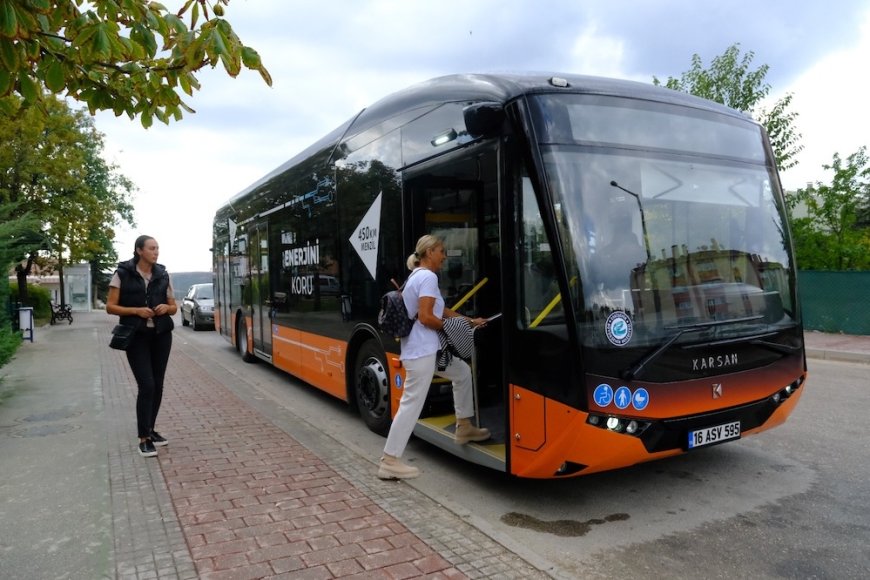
379,235,490,479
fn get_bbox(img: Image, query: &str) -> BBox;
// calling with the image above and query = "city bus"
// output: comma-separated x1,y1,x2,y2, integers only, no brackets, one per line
212,73,805,478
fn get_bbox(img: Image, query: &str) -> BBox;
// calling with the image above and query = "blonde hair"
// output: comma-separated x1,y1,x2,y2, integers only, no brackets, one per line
406,234,442,270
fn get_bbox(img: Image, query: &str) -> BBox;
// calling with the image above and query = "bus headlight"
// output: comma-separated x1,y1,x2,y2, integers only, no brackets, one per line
772,378,803,405
588,413,650,438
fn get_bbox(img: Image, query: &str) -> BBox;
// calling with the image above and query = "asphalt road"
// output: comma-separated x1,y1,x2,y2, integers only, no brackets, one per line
177,323,870,579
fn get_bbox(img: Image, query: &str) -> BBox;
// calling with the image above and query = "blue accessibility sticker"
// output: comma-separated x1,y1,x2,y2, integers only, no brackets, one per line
614,386,632,410
632,387,650,410
593,383,613,407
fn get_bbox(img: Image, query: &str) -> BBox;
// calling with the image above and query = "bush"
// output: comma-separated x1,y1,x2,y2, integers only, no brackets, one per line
9,282,52,321
0,324,22,368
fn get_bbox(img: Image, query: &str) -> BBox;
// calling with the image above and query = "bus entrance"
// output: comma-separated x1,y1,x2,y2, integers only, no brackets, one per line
404,146,506,464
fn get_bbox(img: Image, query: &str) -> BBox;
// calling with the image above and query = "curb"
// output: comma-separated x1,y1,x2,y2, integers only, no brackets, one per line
805,348,870,365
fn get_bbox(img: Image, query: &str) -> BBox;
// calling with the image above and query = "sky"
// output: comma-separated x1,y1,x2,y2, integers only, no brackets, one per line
92,0,870,273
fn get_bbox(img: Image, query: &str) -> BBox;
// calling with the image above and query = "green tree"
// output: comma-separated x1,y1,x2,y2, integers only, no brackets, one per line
0,204,41,271
0,0,271,127
0,95,135,303
788,147,870,270
654,43,803,171
43,109,135,305
0,204,38,363
1,95,75,301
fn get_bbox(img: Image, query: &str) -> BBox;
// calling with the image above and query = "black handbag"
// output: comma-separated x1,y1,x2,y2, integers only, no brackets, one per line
109,324,136,350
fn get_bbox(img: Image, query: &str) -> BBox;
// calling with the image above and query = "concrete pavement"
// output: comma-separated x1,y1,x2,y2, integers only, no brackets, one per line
0,313,866,579
0,313,547,580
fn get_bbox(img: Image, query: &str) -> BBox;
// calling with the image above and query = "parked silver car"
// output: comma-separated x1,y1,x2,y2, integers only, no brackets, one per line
181,283,214,330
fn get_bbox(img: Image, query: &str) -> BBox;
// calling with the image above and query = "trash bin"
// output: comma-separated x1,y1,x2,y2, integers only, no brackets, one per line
18,306,34,342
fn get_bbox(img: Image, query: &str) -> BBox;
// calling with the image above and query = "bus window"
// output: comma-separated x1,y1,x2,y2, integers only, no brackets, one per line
406,156,486,313
518,177,560,327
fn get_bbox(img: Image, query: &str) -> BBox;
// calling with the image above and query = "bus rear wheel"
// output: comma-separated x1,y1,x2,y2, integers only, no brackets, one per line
237,316,256,363
353,341,391,436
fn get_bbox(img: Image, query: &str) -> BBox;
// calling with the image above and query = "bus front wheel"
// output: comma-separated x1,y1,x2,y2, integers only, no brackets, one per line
237,317,256,363
353,341,391,436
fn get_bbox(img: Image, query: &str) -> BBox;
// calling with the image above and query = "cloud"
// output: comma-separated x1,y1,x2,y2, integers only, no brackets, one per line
777,9,870,190
586,0,870,86
91,0,870,272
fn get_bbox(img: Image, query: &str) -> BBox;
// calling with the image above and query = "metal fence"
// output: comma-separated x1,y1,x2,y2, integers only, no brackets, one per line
798,271,870,335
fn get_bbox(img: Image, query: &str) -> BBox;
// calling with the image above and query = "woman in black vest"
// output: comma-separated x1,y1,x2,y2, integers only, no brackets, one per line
107,235,177,457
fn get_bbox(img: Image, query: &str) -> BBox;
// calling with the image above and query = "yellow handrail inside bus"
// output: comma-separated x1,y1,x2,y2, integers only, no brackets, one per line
529,276,577,329
451,277,489,310
530,294,562,328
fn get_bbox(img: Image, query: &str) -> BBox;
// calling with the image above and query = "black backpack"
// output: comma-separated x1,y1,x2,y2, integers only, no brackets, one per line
377,271,419,338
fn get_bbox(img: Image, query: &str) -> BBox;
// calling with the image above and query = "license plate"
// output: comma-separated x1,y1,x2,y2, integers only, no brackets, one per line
687,421,741,449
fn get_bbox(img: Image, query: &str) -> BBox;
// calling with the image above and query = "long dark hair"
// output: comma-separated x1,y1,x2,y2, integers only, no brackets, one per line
133,235,154,263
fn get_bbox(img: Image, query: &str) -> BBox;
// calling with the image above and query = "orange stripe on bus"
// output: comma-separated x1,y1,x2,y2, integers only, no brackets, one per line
271,326,348,400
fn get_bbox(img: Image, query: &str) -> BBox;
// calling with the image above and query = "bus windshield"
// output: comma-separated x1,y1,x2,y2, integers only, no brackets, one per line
529,94,798,349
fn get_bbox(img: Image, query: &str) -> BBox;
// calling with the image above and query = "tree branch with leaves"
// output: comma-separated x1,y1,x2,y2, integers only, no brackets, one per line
0,0,271,127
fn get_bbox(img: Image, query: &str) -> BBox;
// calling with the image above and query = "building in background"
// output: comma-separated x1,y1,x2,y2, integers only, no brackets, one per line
7,263,93,311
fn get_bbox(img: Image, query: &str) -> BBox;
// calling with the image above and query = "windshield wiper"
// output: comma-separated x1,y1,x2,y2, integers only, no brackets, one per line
749,338,801,355
622,315,765,381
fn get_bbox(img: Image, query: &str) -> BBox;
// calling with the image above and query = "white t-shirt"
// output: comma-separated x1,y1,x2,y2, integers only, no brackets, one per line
399,268,443,361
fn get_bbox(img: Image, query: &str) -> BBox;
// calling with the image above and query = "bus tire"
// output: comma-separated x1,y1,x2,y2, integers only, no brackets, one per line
237,316,256,363
353,341,391,436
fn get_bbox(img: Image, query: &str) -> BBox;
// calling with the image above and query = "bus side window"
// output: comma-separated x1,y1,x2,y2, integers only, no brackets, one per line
519,177,558,327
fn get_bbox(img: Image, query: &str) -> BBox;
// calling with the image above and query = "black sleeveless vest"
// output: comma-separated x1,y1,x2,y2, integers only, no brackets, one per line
115,259,174,334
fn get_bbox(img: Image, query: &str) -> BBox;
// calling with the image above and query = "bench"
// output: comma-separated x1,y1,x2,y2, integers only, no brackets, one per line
50,303,74,325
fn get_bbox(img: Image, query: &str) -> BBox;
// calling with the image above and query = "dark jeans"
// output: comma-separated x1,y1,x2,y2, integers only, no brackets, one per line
125,328,172,438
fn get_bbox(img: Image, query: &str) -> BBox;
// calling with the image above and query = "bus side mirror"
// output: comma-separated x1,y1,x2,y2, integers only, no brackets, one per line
464,102,505,138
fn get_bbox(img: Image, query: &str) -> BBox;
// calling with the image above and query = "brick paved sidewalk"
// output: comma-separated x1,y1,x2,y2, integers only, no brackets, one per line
98,318,546,579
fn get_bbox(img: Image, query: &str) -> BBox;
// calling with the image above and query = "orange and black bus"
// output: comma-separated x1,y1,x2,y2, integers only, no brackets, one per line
212,73,805,478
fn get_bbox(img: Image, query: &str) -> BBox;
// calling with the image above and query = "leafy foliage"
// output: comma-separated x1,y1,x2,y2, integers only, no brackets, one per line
787,147,870,270
0,0,271,127
0,203,41,270
9,281,51,319
0,322,21,369
1,94,135,303
654,43,803,171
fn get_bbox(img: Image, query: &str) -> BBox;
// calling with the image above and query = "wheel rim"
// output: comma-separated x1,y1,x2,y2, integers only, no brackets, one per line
357,356,389,419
